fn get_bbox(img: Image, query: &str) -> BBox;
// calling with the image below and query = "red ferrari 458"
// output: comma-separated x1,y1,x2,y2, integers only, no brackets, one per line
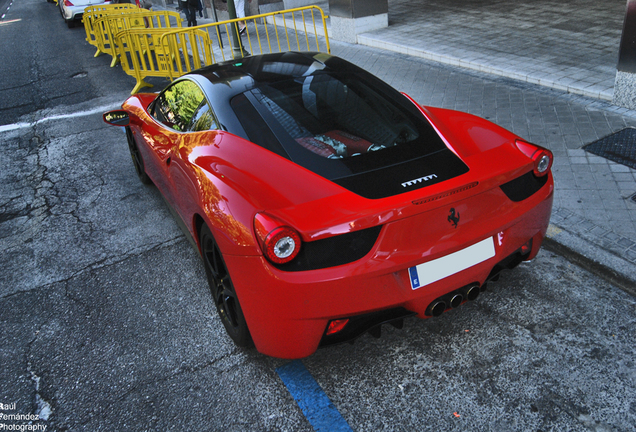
104,52,553,359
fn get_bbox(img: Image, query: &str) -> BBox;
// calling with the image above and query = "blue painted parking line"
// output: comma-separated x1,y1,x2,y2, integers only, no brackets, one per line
276,360,353,432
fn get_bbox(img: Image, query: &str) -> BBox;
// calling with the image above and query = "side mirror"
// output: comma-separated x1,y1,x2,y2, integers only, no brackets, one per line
103,110,130,127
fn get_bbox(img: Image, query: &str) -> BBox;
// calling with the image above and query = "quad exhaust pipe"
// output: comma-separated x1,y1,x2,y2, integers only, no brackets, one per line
463,284,480,301
425,283,481,317
449,293,464,309
428,300,447,317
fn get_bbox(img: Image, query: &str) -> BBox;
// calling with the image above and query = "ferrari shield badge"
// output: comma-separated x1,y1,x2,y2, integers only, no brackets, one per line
448,208,460,228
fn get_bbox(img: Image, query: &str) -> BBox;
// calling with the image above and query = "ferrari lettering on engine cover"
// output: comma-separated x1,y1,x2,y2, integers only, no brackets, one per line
401,174,438,188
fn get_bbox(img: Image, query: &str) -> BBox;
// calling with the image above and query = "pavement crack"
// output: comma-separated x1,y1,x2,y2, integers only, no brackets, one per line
0,236,187,302
76,348,242,428
117,347,242,401
25,326,54,422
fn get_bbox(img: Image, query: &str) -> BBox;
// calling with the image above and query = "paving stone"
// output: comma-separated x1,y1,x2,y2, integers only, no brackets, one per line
618,237,636,248
625,249,636,262
610,164,633,173
618,182,636,194
579,220,597,232
569,157,589,165
613,172,636,182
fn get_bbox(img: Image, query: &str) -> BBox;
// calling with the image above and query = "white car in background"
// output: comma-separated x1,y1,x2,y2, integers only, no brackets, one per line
57,0,112,28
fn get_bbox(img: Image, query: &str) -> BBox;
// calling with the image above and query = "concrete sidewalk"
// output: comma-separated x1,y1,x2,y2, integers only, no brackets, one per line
361,0,624,102
155,0,636,291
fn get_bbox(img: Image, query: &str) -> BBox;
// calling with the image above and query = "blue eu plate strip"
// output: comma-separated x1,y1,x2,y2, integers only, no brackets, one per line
276,360,353,432
409,266,420,289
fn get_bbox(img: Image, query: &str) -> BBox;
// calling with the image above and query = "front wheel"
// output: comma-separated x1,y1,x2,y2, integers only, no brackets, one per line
200,224,252,347
125,126,152,185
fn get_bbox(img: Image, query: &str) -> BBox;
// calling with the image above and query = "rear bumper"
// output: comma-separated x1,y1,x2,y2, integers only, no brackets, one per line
62,6,84,21
227,184,553,359
62,2,111,21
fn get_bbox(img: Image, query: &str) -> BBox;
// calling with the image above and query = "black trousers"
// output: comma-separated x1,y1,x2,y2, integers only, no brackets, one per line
187,5,197,26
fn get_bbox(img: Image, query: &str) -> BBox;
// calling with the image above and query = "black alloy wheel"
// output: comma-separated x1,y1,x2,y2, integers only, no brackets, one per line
125,126,152,185
200,224,252,347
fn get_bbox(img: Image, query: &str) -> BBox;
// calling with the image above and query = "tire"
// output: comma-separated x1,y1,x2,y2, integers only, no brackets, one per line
66,18,75,28
125,126,152,185
200,224,252,347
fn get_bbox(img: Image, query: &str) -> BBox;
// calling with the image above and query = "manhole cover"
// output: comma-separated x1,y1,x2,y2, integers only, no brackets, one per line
584,128,636,170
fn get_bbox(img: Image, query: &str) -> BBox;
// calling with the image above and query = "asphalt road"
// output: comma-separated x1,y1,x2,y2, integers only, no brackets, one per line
1,1,635,431
0,0,164,127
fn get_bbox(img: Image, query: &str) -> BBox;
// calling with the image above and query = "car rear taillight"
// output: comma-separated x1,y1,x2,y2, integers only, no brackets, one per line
515,140,553,177
64,0,74,6
532,149,552,177
520,239,533,256
254,213,301,265
326,319,349,336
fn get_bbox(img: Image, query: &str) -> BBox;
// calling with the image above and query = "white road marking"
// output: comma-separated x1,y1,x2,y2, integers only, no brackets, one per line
0,103,122,133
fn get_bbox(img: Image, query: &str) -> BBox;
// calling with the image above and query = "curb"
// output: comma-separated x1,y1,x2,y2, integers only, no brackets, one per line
544,224,636,297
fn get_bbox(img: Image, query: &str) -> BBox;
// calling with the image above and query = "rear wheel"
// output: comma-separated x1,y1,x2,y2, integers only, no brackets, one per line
200,224,252,347
125,126,152,185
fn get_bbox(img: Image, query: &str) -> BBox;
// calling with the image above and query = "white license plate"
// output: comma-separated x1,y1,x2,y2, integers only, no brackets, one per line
409,237,495,289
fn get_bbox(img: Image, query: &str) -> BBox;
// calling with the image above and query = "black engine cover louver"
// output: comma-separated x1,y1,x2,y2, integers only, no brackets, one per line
332,149,469,200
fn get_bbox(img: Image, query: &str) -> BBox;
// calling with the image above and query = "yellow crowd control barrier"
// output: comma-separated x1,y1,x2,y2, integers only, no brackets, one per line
114,6,329,94
160,6,330,81
115,27,212,94
83,3,139,52
94,10,183,67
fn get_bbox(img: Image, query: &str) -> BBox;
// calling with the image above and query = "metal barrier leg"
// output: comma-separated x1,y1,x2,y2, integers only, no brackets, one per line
131,79,153,95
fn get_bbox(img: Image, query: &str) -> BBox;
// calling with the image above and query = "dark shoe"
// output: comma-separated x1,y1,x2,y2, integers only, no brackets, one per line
239,27,246,35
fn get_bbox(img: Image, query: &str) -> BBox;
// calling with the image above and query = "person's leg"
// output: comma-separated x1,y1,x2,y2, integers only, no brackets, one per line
189,5,198,26
183,5,191,26
235,0,245,18
236,0,246,32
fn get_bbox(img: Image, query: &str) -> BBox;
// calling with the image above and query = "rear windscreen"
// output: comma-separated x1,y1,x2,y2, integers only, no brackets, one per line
231,70,469,198
232,71,448,177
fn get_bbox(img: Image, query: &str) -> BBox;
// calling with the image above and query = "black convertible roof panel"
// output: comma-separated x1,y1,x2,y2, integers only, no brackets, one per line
195,52,330,87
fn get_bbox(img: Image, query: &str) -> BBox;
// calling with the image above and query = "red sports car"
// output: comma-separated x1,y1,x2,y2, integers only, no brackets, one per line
104,52,553,359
